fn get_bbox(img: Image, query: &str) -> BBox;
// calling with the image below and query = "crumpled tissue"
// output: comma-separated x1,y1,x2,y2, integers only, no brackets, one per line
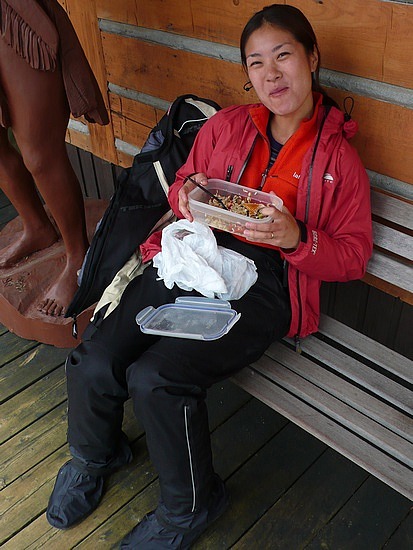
153,220,257,300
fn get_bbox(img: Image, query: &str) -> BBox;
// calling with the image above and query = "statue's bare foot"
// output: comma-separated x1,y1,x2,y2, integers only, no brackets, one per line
0,227,59,268
37,259,82,317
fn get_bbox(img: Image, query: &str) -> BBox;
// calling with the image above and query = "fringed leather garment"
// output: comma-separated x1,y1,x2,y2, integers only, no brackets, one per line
0,0,109,126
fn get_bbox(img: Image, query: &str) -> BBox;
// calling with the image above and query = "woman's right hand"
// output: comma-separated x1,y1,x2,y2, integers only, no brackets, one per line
177,172,208,222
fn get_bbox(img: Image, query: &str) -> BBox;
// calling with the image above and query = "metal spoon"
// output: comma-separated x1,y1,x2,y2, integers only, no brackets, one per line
185,175,230,211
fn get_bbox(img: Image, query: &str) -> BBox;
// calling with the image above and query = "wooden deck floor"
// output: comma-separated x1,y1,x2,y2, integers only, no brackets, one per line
1,194,412,549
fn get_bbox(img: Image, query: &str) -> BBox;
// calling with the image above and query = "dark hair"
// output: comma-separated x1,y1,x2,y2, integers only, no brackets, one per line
240,4,329,100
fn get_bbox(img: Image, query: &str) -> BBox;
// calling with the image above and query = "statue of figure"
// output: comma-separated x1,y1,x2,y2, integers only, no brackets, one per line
0,0,108,316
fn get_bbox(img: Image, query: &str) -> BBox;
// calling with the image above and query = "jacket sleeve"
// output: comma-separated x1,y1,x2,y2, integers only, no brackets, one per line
167,112,224,217
284,145,373,282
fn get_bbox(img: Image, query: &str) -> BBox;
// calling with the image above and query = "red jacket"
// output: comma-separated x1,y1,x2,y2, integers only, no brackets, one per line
167,101,373,339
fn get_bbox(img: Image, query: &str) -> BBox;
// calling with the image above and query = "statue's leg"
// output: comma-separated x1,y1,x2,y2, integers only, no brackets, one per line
0,127,59,266
0,39,89,316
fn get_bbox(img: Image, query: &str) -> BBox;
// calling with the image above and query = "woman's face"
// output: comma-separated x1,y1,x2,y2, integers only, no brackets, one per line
244,24,318,121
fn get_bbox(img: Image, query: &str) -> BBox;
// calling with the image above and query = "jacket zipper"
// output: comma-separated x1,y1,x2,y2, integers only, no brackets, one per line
235,135,258,184
294,273,303,354
295,108,330,347
304,110,329,225
226,165,234,181
259,167,269,189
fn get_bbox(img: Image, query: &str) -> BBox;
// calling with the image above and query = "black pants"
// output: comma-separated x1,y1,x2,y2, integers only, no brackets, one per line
66,233,291,517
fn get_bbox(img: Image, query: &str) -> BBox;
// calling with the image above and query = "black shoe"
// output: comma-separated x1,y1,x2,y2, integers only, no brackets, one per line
46,460,105,529
119,476,229,549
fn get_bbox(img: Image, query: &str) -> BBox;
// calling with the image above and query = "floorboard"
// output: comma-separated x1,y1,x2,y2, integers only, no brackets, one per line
1,323,412,550
305,477,411,550
233,450,368,549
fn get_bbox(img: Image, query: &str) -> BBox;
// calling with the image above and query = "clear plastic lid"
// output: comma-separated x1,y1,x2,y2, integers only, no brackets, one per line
136,296,241,340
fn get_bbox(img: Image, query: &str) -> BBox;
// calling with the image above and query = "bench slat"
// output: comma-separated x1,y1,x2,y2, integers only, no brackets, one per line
252,354,412,467
366,250,413,295
370,189,413,231
299,338,413,415
372,221,413,261
267,343,412,443
233,367,413,501
318,314,413,384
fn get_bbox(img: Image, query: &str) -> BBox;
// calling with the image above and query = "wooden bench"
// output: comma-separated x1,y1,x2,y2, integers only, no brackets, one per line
233,186,413,501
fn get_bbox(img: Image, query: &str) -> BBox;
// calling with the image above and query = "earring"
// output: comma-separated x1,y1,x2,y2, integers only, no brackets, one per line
243,81,253,92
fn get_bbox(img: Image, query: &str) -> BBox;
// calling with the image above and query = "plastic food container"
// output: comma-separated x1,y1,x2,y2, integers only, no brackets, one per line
188,179,283,235
136,296,241,341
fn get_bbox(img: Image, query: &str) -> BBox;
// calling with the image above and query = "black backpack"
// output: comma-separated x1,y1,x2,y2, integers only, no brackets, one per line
65,94,221,330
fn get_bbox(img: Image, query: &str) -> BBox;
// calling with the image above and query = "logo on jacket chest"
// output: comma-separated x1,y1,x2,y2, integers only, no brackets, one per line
323,172,334,185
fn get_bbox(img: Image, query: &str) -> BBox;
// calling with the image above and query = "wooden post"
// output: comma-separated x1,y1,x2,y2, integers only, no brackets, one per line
62,0,117,164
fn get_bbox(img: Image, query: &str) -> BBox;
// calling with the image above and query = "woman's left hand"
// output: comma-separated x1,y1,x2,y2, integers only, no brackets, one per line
243,205,301,250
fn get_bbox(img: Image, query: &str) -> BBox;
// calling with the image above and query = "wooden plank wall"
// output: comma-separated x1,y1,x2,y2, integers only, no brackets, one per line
60,0,413,193
58,0,413,358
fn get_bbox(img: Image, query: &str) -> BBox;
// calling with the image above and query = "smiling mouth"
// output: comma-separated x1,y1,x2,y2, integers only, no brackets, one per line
270,87,288,97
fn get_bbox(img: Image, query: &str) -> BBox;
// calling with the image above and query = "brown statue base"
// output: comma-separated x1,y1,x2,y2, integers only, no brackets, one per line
0,198,108,348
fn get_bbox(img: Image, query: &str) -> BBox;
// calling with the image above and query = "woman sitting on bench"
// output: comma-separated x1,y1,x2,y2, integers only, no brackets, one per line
46,4,373,548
